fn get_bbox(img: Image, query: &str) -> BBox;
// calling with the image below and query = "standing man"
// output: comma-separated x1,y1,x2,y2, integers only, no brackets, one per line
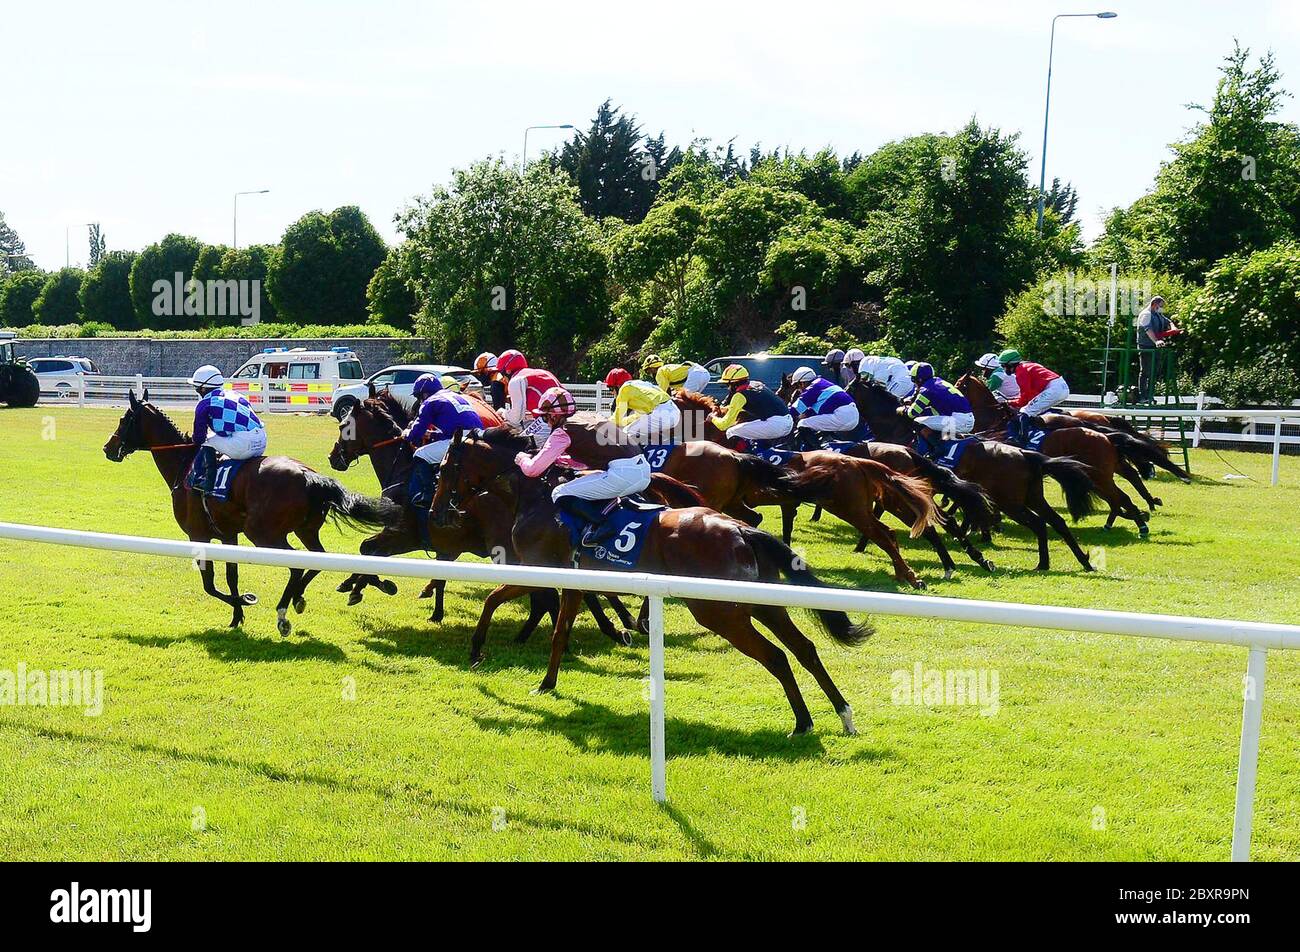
1136,296,1181,404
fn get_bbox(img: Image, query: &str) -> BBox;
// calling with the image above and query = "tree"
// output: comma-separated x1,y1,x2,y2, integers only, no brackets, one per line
1029,177,1079,224
397,160,609,375
217,244,278,325
608,198,705,319
32,268,86,324
80,251,138,329
87,224,107,267
0,270,46,326
267,207,387,325
0,211,33,274
1091,44,1300,281
128,233,203,329
366,246,419,330
558,100,656,222
748,149,851,218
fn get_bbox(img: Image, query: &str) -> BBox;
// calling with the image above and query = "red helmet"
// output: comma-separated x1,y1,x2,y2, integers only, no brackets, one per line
497,349,527,376
603,367,632,389
533,386,577,419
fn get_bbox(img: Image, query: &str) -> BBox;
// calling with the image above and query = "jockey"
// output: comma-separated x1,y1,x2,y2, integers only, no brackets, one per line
842,348,866,387
999,349,1070,443
640,354,664,383
710,363,793,449
654,360,709,394
898,362,974,451
497,349,560,434
472,352,507,410
788,366,859,449
189,364,267,494
519,386,653,547
860,354,914,399
606,367,682,445
822,349,846,387
404,373,483,534
976,352,1020,404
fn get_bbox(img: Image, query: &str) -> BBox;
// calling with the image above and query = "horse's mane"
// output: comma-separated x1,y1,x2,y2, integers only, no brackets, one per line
476,425,530,452
359,394,403,433
674,390,717,413
373,388,412,426
142,401,192,443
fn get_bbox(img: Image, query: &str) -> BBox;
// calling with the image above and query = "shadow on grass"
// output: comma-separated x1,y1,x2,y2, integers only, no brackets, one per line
115,628,347,663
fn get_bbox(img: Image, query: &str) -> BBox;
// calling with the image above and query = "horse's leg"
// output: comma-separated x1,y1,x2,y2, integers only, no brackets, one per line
1092,471,1149,536
337,572,360,593
290,523,327,615
515,589,558,644
919,523,957,580
1117,457,1162,510
781,503,799,545
471,583,534,666
941,514,995,572
835,500,925,589
1032,500,1095,571
190,535,246,627
810,504,823,523
584,592,632,647
1004,504,1050,571
752,604,854,734
536,589,585,694
603,595,641,642
242,533,303,636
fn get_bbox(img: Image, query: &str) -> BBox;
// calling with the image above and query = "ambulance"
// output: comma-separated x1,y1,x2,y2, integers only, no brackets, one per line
226,347,365,412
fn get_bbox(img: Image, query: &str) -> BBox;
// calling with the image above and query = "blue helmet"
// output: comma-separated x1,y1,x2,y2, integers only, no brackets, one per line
412,373,442,399
910,361,934,384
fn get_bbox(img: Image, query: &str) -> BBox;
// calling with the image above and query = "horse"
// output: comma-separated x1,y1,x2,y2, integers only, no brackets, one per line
327,393,647,644
954,373,1151,535
849,378,1098,571
432,427,873,736
103,390,402,634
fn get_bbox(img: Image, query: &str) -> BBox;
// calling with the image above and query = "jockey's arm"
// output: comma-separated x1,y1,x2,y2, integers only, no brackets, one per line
191,396,212,446
503,375,529,427
515,427,571,478
711,391,745,430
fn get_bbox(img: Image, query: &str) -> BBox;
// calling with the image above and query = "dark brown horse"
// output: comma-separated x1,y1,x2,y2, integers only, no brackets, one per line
433,428,872,736
849,378,1098,571
103,391,402,633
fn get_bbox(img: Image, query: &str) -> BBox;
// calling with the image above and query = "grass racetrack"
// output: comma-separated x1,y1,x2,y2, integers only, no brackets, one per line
0,406,1297,861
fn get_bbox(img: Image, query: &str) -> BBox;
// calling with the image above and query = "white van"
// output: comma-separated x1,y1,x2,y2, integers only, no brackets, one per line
227,347,365,411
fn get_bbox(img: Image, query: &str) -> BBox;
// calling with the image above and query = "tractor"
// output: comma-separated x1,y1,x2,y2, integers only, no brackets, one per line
0,331,40,408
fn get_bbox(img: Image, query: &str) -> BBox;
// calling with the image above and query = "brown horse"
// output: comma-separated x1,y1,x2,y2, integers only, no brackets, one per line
849,378,1098,571
955,374,1150,535
103,391,402,633
433,428,872,736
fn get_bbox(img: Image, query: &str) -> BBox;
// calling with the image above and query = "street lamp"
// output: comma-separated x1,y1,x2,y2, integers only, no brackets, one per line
522,124,575,168
1036,11,1117,233
233,190,270,249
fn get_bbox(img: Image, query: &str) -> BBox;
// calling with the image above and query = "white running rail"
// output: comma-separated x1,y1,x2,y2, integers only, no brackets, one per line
1,520,1297,860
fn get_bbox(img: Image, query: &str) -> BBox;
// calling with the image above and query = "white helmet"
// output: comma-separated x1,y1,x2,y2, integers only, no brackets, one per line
791,366,817,386
975,353,1000,371
189,365,224,389
844,347,865,364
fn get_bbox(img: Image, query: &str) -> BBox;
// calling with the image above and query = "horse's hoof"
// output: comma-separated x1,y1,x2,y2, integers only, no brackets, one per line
910,579,926,591
619,629,636,646
470,654,485,670
1139,524,1150,538
241,593,258,606
430,609,444,624
378,580,398,596
347,590,363,607
417,587,432,600
1153,497,1164,507
983,560,996,572
531,683,555,696
943,569,955,582
293,596,306,615
229,614,243,629
335,580,352,593
1084,564,1097,573
1102,525,1112,532
788,722,815,738
277,618,292,637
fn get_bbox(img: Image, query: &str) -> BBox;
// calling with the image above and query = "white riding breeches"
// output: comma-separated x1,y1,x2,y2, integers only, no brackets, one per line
551,455,652,503
206,428,266,460
915,412,975,437
1020,377,1070,417
684,365,710,392
798,403,860,433
623,401,682,445
413,439,452,464
726,414,794,442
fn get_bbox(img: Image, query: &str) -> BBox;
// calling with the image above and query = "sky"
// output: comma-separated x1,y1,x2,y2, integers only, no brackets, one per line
4,0,1300,270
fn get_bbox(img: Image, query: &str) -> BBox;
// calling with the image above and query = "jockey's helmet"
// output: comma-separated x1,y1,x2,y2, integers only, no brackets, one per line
534,386,577,421
976,353,1000,372
412,373,442,399
791,366,817,386
823,348,845,366
189,365,224,391
603,367,632,390
998,348,1022,367
844,347,865,365
497,350,527,377
719,364,749,387
640,354,664,375
473,352,497,374
439,375,464,393
910,362,934,384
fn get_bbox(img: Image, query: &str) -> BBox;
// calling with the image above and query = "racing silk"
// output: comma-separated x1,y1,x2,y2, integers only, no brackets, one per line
192,389,263,447
987,368,1020,402
612,380,672,427
654,363,690,393
792,377,854,419
905,377,972,420
712,382,788,430
1010,362,1061,409
862,355,910,391
407,392,483,446
504,368,561,427
515,425,584,477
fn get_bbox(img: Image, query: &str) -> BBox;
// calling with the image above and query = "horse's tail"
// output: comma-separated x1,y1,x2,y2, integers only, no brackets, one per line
735,453,832,504
740,527,873,646
904,449,997,532
1107,431,1192,483
865,460,940,539
1033,453,1097,521
304,472,404,532
647,472,706,509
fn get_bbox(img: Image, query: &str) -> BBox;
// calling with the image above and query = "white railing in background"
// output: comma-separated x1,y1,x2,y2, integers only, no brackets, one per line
1,520,1297,861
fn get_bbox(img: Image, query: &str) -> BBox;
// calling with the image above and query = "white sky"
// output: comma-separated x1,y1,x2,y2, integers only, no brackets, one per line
4,0,1299,269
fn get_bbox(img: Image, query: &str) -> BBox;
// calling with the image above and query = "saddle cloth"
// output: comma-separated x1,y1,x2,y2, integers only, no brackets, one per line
917,434,980,471
557,500,662,570
187,455,253,502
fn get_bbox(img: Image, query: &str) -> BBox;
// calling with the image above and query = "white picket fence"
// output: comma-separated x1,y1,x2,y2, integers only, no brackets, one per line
0,519,1297,861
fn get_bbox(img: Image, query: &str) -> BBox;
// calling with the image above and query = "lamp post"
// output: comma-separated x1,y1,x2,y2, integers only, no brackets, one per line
1036,11,1117,233
233,190,270,249
522,124,575,168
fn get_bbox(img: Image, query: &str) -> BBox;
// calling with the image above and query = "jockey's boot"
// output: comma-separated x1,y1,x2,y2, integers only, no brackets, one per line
556,496,615,546
195,445,219,494
407,458,434,547
796,427,821,452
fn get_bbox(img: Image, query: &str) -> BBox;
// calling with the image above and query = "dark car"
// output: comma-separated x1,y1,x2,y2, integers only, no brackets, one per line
699,354,824,401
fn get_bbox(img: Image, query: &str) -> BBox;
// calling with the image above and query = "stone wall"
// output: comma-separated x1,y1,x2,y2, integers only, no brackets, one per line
14,337,427,378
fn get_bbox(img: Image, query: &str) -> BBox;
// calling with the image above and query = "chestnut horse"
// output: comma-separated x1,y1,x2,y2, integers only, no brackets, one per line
103,391,401,634
433,428,873,736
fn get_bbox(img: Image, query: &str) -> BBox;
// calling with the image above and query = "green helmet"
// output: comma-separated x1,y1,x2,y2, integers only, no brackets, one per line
998,348,1022,365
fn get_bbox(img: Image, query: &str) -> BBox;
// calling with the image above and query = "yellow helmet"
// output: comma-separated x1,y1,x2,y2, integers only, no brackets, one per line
439,375,464,393
719,364,749,386
641,355,664,377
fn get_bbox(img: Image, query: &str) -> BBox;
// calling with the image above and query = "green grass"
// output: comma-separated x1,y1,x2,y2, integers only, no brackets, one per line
0,406,1297,860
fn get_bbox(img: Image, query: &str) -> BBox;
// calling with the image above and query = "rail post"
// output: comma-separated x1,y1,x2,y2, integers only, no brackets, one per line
78,375,86,409
1272,419,1282,487
135,373,144,399
1232,645,1268,861
1192,391,1205,448
648,594,667,803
